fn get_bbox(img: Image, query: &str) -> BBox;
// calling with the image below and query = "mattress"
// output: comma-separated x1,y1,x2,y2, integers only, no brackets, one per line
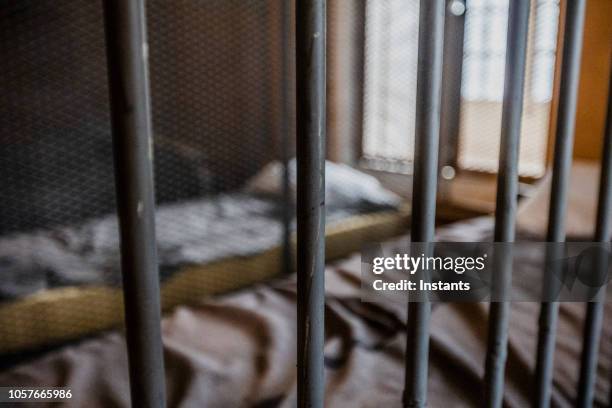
0,205,410,353
0,160,406,353
0,192,384,301
1,216,609,407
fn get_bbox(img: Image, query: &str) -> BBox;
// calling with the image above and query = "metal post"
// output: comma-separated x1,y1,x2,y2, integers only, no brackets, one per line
534,0,586,406
483,1,530,406
102,1,166,407
281,0,294,275
576,59,612,408
296,0,326,406
439,0,466,172
403,1,445,407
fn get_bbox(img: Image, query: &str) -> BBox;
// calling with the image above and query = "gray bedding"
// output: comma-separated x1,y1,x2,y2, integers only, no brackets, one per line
0,191,398,302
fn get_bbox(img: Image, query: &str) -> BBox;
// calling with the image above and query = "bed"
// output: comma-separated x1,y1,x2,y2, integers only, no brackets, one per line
0,161,409,353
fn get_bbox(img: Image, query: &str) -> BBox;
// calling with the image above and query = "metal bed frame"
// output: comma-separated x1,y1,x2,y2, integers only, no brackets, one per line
101,0,610,407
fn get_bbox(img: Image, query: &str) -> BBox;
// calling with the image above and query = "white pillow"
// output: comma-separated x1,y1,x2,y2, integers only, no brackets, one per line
244,159,401,211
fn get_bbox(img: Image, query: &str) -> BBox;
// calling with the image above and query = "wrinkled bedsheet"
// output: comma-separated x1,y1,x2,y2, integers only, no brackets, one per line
1,217,610,407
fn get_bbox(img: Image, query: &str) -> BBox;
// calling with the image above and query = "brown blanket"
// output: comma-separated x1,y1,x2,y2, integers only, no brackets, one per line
1,255,611,407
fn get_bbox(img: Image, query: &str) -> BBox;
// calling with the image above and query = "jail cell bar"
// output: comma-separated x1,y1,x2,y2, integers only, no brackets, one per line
102,1,167,407
403,1,445,407
296,0,327,407
534,0,586,406
280,0,294,277
484,1,531,407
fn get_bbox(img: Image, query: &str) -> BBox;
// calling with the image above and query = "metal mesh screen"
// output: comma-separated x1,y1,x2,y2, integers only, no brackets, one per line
0,0,289,359
458,0,560,177
360,0,559,178
0,0,113,233
362,0,418,173
0,0,281,234
148,1,280,195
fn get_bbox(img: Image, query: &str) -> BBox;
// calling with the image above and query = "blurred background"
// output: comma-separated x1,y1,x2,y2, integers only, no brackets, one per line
0,1,611,405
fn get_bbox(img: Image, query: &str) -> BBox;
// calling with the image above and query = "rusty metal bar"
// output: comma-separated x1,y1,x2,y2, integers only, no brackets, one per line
296,0,326,406
102,0,166,407
281,0,294,275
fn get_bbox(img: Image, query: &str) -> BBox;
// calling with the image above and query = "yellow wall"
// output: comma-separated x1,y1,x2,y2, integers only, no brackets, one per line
573,0,612,160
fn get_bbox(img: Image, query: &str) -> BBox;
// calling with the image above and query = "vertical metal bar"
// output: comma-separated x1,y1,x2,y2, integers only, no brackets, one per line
576,59,612,408
534,0,586,406
439,0,466,171
483,1,531,407
340,1,367,167
281,0,294,275
352,0,367,165
403,1,445,407
102,1,166,407
296,0,326,406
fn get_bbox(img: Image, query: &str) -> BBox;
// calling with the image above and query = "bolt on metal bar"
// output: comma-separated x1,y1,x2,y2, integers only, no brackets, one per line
484,1,531,407
403,1,445,407
439,0,466,172
576,58,612,408
295,0,326,407
102,1,166,407
534,0,586,406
